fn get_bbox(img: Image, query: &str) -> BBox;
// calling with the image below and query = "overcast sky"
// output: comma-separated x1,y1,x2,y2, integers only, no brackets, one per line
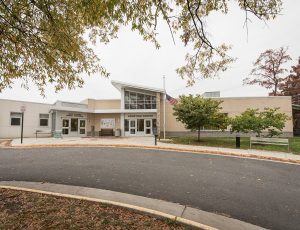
1,0,299,104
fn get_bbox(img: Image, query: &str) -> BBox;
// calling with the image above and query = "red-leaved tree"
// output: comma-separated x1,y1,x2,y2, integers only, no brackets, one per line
280,57,300,103
243,47,291,96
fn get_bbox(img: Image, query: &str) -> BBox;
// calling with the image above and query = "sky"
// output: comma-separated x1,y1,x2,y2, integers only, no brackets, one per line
0,0,299,104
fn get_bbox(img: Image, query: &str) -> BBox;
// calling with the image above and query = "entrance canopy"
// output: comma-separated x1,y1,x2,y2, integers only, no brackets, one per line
50,100,157,114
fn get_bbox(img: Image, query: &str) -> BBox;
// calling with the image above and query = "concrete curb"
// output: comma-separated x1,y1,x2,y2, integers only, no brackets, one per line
4,142,300,165
0,181,265,230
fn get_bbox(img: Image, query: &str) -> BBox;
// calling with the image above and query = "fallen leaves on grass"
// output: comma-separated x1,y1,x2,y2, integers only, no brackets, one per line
0,188,191,229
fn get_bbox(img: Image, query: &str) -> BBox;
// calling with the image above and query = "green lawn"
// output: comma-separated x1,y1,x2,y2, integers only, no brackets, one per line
168,136,300,154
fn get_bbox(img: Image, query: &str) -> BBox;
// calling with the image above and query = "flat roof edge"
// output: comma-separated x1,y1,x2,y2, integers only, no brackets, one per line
0,98,53,105
111,80,165,93
197,96,291,100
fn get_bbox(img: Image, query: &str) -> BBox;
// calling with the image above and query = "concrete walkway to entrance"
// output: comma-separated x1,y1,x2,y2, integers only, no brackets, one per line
6,137,300,164
10,136,156,147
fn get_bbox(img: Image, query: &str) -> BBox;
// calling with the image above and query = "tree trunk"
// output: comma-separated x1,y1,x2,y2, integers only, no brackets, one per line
274,82,278,96
198,127,201,142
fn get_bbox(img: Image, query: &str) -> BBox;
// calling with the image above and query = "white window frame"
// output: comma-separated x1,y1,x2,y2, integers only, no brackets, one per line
124,90,156,110
39,113,49,127
10,112,22,126
62,118,70,135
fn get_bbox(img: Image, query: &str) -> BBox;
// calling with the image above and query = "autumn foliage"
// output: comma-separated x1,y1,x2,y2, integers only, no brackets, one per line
280,58,300,102
243,47,291,96
0,0,283,94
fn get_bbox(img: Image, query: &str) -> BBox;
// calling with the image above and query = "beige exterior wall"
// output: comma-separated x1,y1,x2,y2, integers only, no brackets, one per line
87,113,121,134
0,94,293,138
221,96,293,132
162,96,293,134
84,99,121,110
0,99,52,138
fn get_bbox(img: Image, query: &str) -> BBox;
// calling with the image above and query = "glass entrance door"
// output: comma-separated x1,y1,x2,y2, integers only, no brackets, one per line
124,118,154,136
79,119,86,135
145,119,152,135
129,119,136,135
62,119,70,135
62,118,86,136
137,119,144,135
70,118,78,135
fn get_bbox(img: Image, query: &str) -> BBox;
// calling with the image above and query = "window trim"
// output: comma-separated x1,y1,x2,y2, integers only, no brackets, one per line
39,113,49,127
10,112,22,126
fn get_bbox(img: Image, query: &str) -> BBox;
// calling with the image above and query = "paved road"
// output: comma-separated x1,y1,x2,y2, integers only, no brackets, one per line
0,147,299,230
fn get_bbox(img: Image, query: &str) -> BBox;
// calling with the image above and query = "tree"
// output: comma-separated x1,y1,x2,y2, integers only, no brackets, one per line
0,0,283,94
173,95,228,141
280,57,300,103
230,108,289,137
230,109,264,136
262,108,289,137
243,47,291,96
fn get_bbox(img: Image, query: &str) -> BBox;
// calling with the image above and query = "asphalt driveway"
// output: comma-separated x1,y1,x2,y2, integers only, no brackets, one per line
0,147,299,230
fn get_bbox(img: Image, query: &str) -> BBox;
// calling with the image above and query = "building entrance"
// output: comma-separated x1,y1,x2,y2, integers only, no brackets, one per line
62,118,86,136
125,118,155,136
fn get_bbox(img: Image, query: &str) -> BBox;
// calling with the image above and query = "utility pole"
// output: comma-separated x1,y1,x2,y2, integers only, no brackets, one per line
163,75,166,140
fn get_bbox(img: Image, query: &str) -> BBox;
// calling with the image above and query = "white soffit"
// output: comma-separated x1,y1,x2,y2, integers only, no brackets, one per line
111,80,165,93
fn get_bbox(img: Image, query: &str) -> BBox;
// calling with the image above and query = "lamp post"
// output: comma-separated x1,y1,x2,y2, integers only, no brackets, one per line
163,75,166,140
20,106,26,144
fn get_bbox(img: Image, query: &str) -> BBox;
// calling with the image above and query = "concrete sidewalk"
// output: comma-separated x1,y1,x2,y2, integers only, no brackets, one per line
7,137,300,164
10,136,156,146
0,181,265,230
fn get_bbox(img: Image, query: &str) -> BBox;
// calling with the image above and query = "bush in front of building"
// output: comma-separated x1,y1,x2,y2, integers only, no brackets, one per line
230,108,289,137
173,95,228,141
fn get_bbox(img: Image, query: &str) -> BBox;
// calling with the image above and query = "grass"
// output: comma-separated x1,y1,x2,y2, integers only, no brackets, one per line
0,188,193,230
168,136,300,154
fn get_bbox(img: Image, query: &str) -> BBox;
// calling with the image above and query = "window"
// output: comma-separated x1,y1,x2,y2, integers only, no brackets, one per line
79,120,86,135
151,96,156,109
62,129,69,135
71,118,78,132
124,119,129,132
80,129,85,134
79,120,85,127
62,119,70,135
200,125,219,131
137,119,144,132
10,112,22,126
124,90,156,110
152,119,157,128
62,119,69,127
200,113,228,130
39,114,49,126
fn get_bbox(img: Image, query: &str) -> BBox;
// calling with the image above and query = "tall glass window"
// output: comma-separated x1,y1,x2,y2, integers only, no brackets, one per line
124,91,156,110
124,119,129,132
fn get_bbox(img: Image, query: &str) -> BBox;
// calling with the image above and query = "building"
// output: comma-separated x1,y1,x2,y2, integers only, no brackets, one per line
0,80,294,138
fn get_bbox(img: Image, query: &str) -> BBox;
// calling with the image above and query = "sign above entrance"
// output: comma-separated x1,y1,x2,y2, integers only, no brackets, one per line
100,118,115,128
125,114,156,119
